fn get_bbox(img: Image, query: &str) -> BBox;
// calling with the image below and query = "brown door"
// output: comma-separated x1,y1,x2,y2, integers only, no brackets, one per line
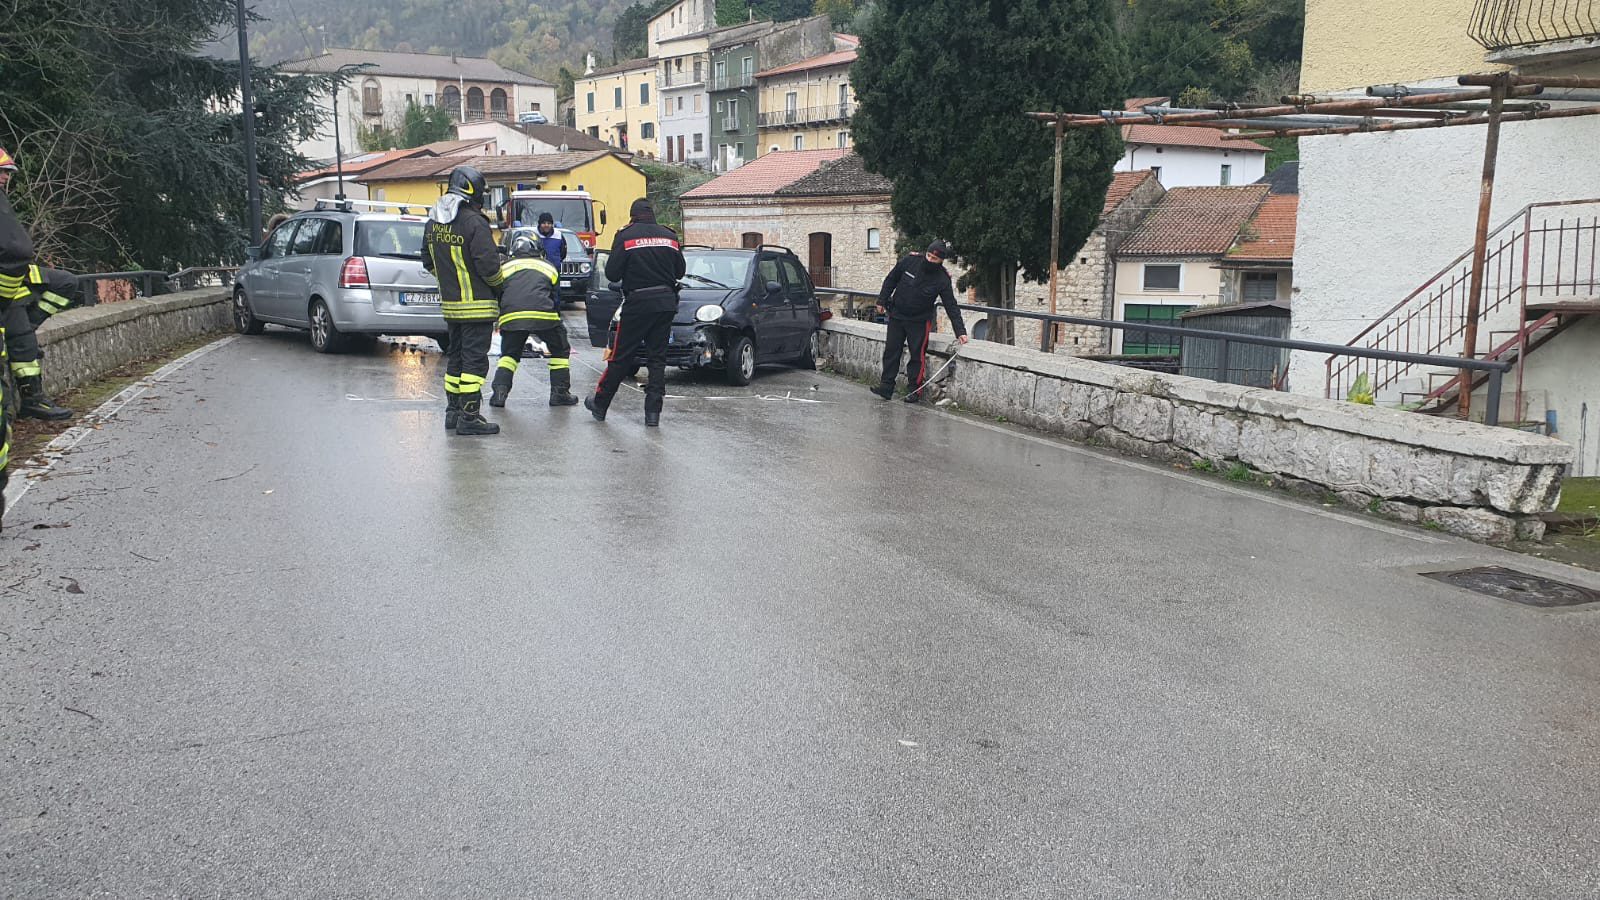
741,232,763,249
808,232,833,288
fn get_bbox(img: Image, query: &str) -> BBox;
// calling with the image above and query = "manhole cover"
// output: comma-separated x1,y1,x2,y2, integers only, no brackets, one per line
1422,566,1600,608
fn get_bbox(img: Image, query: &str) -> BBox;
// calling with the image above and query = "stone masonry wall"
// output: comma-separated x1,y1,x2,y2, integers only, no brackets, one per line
822,318,1573,544
36,289,231,396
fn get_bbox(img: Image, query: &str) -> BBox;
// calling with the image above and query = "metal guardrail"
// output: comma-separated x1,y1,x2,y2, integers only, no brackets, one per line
1470,0,1599,51
75,266,239,305
814,288,1515,426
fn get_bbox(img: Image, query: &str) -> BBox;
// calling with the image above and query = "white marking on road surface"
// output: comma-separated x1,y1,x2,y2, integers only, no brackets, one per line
4,336,237,512
926,408,1450,545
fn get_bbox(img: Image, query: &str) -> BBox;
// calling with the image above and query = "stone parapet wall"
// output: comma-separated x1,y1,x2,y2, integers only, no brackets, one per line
823,318,1572,544
35,290,230,396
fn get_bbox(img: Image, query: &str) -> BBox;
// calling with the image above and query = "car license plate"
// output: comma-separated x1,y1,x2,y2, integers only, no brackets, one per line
399,291,439,306
560,280,575,290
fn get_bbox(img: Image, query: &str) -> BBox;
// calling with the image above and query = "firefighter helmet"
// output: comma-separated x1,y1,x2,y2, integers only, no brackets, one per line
447,166,487,207
509,234,542,259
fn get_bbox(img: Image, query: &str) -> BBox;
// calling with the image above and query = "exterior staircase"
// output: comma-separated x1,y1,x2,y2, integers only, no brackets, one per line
1327,200,1600,423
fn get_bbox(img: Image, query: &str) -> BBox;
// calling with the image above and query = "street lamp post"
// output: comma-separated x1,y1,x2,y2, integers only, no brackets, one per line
332,79,346,201
236,0,262,244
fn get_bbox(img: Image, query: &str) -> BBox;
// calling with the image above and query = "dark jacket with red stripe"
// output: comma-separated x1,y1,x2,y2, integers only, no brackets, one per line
604,217,686,315
878,253,967,337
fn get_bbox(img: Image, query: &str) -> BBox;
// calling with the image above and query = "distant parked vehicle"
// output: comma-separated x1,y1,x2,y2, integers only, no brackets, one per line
234,199,445,353
518,111,549,125
507,189,607,250
587,244,827,385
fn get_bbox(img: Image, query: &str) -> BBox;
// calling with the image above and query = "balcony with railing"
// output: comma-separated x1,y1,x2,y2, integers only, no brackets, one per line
720,115,742,132
660,69,705,89
711,72,755,92
758,102,854,129
1469,0,1600,63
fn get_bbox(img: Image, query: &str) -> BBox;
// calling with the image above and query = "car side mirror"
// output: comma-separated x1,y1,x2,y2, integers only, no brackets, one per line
600,209,608,226
245,245,262,261
765,280,783,295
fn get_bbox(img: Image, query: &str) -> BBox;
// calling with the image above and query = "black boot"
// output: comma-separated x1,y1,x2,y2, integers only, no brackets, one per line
549,367,579,406
454,394,500,436
870,384,894,401
644,394,663,428
584,394,608,422
17,375,71,421
444,393,461,431
489,370,511,408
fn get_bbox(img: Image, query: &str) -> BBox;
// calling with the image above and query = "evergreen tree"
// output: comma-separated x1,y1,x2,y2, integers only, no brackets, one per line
853,0,1125,344
1123,0,1304,102
0,0,331,270
613,0,675,62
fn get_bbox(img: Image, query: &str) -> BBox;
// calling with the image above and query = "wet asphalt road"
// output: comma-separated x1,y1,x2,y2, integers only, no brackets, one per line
4,325,1600,898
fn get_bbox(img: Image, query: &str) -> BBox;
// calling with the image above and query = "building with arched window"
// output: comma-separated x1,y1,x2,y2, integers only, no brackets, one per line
281,48,557,161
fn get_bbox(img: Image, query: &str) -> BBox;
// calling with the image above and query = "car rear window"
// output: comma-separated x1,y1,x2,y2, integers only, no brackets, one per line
356,220,426,259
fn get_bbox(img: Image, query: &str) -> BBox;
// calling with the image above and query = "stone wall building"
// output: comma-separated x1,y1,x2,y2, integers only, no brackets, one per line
681,150,895,305
1013,170,1167,353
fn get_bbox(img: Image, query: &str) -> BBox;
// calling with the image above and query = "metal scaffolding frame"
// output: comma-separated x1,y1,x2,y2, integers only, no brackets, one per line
1030,72,1600,420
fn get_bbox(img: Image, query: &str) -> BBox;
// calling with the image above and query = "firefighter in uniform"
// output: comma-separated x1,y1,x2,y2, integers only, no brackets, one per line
586,198,685,428
489,234,578,408
423,166,504,436
0,146,30,527
0,148,73,420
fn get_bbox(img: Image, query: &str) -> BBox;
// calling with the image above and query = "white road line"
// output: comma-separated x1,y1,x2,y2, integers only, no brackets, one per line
926,406,1451,545
4,336,237,511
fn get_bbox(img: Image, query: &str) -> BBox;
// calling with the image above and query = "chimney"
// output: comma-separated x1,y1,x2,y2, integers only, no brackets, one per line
747,0,755,22
585,52,596,75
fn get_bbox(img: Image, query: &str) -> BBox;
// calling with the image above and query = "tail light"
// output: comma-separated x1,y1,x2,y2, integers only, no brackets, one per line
578,231,597,250
339,256,369,289
819,309,833,322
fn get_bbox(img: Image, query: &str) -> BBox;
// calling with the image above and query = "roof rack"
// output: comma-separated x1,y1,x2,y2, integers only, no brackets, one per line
680,243,717,251
757,243,796,255
313,197,428,216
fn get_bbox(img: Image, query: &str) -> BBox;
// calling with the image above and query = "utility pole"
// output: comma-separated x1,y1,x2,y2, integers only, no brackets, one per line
236,0,263,244
332,77,346,201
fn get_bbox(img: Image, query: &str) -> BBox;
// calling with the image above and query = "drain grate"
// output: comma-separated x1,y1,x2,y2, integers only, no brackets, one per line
1422,566,1600,608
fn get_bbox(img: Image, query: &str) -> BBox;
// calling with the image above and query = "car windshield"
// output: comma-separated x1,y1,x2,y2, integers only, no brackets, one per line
512,198,593,233
355,220,426,259
682,251,752,289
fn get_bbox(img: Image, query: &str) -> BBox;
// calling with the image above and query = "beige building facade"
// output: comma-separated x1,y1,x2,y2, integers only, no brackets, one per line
574,59,660,158
756,50,856,155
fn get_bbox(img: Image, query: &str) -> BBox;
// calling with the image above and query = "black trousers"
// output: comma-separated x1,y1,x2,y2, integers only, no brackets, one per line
594,308,674,412
880,317,934,391
495,323,572,392
445,320,494,398
2,302,39,378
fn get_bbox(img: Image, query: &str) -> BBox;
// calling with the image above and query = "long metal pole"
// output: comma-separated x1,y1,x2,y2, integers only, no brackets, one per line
1460,75,1507,423
236,0,262,244
1045,118,1064,354
332,80,345,200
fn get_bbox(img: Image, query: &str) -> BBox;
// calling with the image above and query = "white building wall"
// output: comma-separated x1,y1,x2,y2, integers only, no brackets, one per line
297,75,552,161
1473,317,1600,476
1287,116,1600,396
1119,145,1267,188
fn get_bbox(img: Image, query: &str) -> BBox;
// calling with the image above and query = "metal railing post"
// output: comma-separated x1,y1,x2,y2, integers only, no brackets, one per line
1485,367,1504,426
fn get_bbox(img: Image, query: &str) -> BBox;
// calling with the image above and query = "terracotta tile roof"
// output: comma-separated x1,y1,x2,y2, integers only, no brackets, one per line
757,49,856,79
680,149,850,199
422,138,498,156
297,148,432,182
1228,193,1298,261
280,48,549,86
1103,170,1155,213
357,150,616,183
776,153,891,196
1118,185,1270,257
1119,96,1271,153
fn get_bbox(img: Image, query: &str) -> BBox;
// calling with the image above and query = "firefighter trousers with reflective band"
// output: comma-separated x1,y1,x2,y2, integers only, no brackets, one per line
1,312,11,507
2,302,40,380
494,322,571,395
444,321,494,400
880,317,934,392
593,309,673,414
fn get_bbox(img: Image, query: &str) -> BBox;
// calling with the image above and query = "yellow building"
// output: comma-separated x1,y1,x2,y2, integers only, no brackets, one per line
755,48,856,155
356,149,647,245
573,58,660,158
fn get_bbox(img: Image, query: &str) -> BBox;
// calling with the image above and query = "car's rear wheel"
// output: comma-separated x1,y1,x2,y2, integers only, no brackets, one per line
798,330,819,370
233,289,264,335
725,334,756,386
308,298,346,353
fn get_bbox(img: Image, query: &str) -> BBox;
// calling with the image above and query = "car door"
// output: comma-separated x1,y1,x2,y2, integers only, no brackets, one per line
750,254,788,359
585,249,624,347
277,218,328,325
250,220,300,322
777,257,816,360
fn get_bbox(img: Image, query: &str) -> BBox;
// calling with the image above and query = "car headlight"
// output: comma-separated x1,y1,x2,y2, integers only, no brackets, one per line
580,262,592,274
695,304,724,323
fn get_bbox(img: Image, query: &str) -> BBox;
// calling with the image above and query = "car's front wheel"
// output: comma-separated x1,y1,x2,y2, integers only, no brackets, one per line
234,289,264,335
308,298,347,353
725,334,756,386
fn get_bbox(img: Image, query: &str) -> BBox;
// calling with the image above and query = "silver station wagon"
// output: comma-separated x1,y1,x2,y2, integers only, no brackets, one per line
234,200,445,352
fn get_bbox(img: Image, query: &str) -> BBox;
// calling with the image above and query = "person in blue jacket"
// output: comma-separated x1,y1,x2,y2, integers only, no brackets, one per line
536,212,568,307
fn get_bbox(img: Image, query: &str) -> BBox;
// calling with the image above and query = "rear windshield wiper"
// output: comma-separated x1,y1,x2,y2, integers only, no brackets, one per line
681,273,730,289
375,252,421,259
